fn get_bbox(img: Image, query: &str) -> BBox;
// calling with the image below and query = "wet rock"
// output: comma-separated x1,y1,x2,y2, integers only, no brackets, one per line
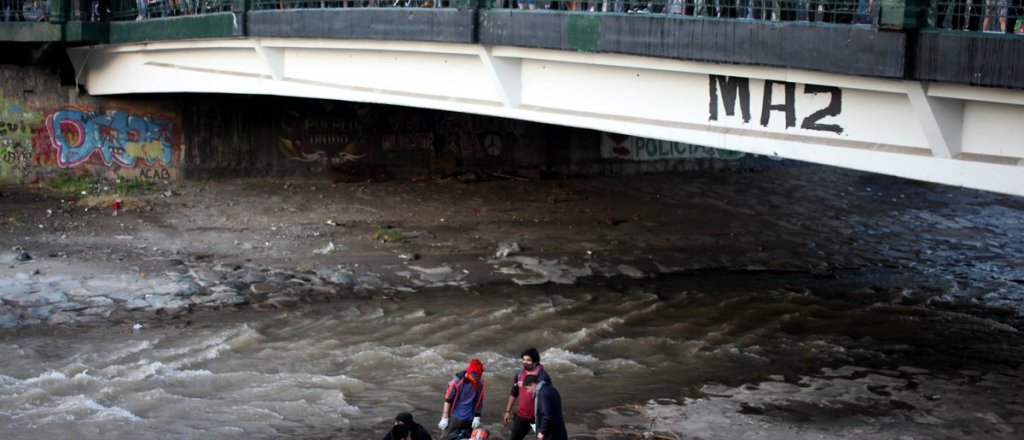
0,308,18,329
107,290,142,303
243,272,268,284
57,279,83,290
495,242,520,258
221,279,249,291
11,252,32,262
209,292,247,307
738,402,765,415
86,296,114,306
87,279,128,289
144,294,173,308
80,307,113,317
615,264,646,278
332,273,356,287
5,289,68,307
889,399,916,411
54,302,87,312
26,306,55,320
250,282,279,295
897,366,930,375
126,298,150,310
264,296,300,308
46,312,77,326
0,283,34,297
156,299,192,314
757,382,801,393
175,281,203,297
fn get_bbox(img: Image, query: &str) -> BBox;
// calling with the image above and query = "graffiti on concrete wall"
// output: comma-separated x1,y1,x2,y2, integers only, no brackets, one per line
0,94,45,169
601,132,746,161
45,108,180,168
383,112,435,153
279,106,371,163
436,113,524,157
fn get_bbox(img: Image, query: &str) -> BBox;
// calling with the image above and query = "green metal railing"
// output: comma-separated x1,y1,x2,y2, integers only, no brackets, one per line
3,0,1023,34
105,0,231,21
930,0,1024,32
2,0,51,21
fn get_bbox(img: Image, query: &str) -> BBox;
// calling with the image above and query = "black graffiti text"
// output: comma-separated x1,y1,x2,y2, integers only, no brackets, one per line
2,152,31,164
139,168,172,179
709,75,843,134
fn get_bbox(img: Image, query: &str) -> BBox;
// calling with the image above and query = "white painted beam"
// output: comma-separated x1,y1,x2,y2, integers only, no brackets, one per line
905,81,964,159
70,39,1024,197
252,39,285,81
478,46,522,109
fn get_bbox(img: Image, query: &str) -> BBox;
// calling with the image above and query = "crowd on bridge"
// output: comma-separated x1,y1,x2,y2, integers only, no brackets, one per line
1,0,49,21
2,0,1023,34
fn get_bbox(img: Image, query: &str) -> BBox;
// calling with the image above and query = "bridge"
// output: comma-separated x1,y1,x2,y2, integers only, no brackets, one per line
2,1,1023,195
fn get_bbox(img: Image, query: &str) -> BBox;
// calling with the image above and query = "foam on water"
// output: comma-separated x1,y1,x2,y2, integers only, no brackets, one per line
1,271,1022,439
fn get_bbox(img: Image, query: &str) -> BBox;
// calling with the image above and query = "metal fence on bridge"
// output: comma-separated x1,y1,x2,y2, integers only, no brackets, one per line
3,0,1024,35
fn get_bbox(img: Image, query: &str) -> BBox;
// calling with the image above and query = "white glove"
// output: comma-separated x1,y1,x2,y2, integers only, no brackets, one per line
472,416,481,429
438,417,449,430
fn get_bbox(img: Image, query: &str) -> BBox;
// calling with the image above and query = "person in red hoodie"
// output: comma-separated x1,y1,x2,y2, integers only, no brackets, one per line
503,348,553,440
438,359,486,438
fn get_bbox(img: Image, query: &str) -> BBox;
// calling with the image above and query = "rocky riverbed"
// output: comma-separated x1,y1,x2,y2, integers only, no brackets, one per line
2,166,1024,440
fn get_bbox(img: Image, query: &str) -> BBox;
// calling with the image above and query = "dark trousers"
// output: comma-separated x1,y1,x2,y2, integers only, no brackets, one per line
440,416,472,440
937,0,981,30
509,414,535,440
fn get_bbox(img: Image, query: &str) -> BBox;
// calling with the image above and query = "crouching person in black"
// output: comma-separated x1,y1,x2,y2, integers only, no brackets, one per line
383,412,433,440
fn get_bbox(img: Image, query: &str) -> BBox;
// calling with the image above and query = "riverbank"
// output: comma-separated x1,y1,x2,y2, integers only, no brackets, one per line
3,166,1023,330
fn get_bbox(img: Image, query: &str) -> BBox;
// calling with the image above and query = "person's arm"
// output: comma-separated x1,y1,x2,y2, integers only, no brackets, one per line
536,389,551,439
474,382,485,417
504,395,516,424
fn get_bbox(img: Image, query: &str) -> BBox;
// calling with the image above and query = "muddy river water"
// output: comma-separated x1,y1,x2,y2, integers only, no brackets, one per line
3,268,1022,440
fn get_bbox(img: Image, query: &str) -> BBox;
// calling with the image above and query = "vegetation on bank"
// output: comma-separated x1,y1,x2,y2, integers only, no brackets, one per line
41,171,169,212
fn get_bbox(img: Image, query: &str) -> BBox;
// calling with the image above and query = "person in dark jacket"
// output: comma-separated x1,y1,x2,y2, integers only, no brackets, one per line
522,375,567,440
382,412,432,440
389,424,412,440
503,348,553,440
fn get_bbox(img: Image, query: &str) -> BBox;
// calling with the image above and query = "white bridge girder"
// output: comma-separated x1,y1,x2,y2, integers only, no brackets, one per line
68,38,1024,196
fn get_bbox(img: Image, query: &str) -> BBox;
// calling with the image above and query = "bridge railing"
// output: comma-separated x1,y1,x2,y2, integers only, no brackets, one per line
105,0,232,21
929,0,1024,32
5,0,1024,37
487,0,877,25
2,0,51,21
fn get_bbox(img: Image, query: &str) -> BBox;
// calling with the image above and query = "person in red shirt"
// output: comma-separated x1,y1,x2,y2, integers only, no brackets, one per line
502,348,553,440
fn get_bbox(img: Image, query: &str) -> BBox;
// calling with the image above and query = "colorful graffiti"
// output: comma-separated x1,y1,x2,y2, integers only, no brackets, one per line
45,108,179,168
279,106,370,164
601,133,746,161
0,94,44,165
0,93,48,182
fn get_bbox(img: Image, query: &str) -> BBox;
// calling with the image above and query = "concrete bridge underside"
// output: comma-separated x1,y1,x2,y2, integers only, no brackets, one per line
69,38,1024,196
